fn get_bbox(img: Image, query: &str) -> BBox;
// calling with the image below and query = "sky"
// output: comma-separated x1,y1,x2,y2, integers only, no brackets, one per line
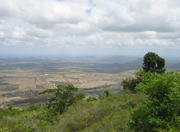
0,0,180,57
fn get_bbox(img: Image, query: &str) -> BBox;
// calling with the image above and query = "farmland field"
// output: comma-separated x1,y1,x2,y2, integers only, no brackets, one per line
0,56,179,107
0,56,138,107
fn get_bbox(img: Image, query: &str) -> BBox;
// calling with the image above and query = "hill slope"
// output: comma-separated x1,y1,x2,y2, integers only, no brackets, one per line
0,93,145,132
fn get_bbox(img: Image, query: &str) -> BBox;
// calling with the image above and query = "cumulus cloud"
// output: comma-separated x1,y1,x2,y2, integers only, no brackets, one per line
0,0,180,56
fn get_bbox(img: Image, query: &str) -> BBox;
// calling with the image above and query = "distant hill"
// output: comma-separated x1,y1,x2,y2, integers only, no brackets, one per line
0,56,179,73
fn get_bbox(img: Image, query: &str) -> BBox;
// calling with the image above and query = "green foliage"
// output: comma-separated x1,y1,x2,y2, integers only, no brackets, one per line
103,90,110,97
0,93,145,132
0,105,21,118
0,105,51,132
86,96,98,102
122,71,143,92
50,93,146,132
82,109,132,132
143,52,165,73
74,93,85,101
0,70,179,132
131,73,180,132
122,78,141,92
41,83,84,114
98,90,111,99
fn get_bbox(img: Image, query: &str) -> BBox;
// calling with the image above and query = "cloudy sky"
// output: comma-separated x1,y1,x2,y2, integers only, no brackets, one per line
0,0,180,57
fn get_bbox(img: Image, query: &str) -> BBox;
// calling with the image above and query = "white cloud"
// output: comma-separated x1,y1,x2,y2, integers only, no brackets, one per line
0,0,180,56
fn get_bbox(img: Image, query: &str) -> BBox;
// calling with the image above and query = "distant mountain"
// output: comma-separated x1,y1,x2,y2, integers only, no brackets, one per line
0,56,179,73
166,58,180,70
97,56,138,64
119,57,180,71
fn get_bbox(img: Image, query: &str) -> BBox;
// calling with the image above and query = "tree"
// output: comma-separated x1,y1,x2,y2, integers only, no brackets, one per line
41,83,84,114
143,52,165,73
130,73,180,132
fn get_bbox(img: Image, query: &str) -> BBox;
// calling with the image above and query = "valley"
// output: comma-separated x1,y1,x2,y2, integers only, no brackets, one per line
0,56,179,106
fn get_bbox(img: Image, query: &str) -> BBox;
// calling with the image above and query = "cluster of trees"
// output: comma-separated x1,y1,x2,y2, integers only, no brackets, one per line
122,52,166,92
122,52,180,131
131,72,180,132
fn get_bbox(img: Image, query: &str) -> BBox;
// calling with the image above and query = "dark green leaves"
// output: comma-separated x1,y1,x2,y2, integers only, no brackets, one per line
143,52,165,73
131,73,180,131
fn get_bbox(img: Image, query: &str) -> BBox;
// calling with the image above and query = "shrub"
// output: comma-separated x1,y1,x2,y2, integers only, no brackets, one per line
122,71,144,92
122,78,140,92
86,96,98,102
103,90,110,97
130,73,180,131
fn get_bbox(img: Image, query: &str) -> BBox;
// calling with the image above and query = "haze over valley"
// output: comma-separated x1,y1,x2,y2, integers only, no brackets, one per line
0,55,179,106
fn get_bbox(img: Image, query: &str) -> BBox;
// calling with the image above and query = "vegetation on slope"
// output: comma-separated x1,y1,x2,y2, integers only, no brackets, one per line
0,52,179,132
131,72,180,132
0,92,145,132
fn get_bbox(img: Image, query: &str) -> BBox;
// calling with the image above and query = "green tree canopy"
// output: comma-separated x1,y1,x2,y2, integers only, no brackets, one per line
41,83,84,114
131,73,180,132
143,52,165,73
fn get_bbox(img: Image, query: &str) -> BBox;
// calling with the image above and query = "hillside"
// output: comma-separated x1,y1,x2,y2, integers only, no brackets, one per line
0,69,179,132
0,54,179,132
0,93,146,132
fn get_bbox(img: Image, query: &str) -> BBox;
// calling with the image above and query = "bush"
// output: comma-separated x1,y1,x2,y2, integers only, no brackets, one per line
130,73,180,132
122,71,144,92
103,90,110,97
122,78,140,92
86,96,98,102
